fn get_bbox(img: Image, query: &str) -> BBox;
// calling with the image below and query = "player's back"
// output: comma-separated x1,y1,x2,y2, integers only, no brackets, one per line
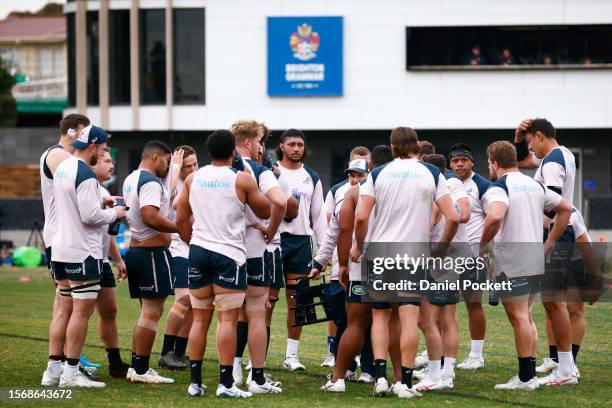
534,145,576,204
40,145,66,247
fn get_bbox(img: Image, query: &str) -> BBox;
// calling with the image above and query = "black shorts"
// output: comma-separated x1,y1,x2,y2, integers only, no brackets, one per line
172,256,189,289
100,262,116,288
499,273,542,299
266,248,285,289
246,256,270,287
372,301,420,309
280,233,312,276
125,247,174,299
346,281,368,303
426,271,460,306
52,256,102,282
188,245,247,290
45,246,53,274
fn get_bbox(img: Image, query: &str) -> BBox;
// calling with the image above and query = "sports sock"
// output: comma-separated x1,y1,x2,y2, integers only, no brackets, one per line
174,336,188,358
348,359,358,373
328,335,337,355
252,367,265,385
286,338,299,358
220,365,234,388
429,360,442,382
64,359,79,380
161,334,176,356
190,360,202,386
442,357,456,380
548,345,559,363
518,357,533,382
572,344,580,363
401,366,413,387
441,356,445,367
236,321,248,358
470,339,484,357
47,359,62,376
557,351,575,377
374,359,387,380
106,348,122,366
132,354,150,375
531,357,537,378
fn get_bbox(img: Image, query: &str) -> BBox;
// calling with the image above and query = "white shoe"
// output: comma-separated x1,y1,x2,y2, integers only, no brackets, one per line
396,383,423,399
373,377,390,396
457,355,484,370
494,375,539,391
414,366,429,380
216,384,252,398
283,356,305,371
233,362,243,385
390,381,402,395
327,370,358,382
126,367,135,381
264,372,282,387
414,376,448,392
59,371,105,388
357,372,374,383
130,368,174,384
535,357,558,374
442,376,454,389
415,350,429,369
320,379,345,392
538,370,579,386
321,352,335,368
41,369,61,387
187,383,205,397
249,380,283,394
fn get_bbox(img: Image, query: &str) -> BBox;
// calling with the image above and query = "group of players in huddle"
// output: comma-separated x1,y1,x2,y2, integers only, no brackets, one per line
38,114,592,398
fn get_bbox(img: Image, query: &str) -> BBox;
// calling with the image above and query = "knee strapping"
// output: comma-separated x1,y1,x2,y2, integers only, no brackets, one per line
170,302,189,319
245,294,267,312
215,292,245,311
189,293,213,310
137,313,160,331
70,281,100,300
58,286,72,298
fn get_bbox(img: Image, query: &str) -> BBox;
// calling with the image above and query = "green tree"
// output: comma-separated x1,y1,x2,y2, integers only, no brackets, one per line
0,56,17,127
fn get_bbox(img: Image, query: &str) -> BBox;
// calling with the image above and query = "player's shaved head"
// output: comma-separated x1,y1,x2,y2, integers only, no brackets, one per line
141,140,172,160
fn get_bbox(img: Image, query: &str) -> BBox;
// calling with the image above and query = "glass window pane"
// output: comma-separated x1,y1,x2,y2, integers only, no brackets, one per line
173,8,205,104
87,11,99,105
67,13,75,106
109,10,131,104
140,9,166,105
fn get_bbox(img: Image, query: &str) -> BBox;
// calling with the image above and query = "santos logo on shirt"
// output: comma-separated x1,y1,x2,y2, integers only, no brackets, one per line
194,178,231,190
512,184,540,193
384,171,424,180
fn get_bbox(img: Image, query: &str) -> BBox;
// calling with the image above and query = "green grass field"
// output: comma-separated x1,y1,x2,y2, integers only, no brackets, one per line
0,266,610,407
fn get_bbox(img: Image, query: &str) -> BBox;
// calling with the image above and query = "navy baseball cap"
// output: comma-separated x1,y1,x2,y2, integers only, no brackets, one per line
71,125,109,149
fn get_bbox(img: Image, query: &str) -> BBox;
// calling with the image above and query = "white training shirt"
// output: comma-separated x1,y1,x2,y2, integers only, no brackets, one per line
243,158,280,258
534,145,576,205
51,156,117,263
324,179,350,216
462,171,492,245
40,144,68,248
189,165,247,265
99,185,112,263
482,171,562,277
360,158,450,243
123,169,171,242
278,163,326,248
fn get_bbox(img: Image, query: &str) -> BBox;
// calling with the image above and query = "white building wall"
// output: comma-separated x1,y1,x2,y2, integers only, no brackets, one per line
68,0,612,130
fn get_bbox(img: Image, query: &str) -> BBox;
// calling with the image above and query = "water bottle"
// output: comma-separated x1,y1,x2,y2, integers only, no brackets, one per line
108,198,126,236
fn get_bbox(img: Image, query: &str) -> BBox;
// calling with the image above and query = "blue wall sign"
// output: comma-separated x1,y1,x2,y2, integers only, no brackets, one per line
267,16,343,96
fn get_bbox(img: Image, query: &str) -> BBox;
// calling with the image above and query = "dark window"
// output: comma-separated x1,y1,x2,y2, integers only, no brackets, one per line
109,10,131,104
173,8,205,104
67,13,75,106
406,25,612,70
86,11,99,105
140,9,166,104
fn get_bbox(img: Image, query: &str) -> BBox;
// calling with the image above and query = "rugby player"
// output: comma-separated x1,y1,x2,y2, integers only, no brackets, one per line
352,127,460,399
229,120,286,393
123,140,177,384
321,146,371,369
92,149,131,377
448,143,492,370
52,125,125,387
415,154,470,391
514,119,581,385
276,129,327,371
159,146,199,370
176,129,271,398
480,141,572,390
40,114,92,387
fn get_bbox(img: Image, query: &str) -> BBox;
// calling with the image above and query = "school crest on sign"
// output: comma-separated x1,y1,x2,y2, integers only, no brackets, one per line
290,23,320,61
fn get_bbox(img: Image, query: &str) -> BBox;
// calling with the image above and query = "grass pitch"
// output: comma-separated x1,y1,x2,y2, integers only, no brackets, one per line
0,266,610,407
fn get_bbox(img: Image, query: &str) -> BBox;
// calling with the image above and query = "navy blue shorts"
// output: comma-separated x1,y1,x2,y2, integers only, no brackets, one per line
247,255,271,287
188,245,247,290
266,248,285,289
280,233,312,276
499,273,542,299
125,247,174,299
346,281,368,303
100,262,116,288
172,256,189,289
52,256,102,282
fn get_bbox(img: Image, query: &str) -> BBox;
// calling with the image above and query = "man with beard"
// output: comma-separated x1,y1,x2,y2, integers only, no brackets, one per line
276,129,326,371
123,140,178,384
51,125,126,387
